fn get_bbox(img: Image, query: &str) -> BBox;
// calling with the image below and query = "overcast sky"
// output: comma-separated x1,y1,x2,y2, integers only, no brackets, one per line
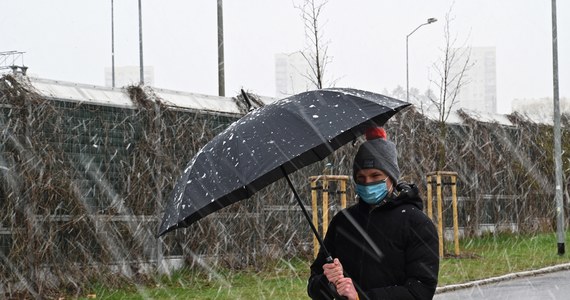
2,0,568,114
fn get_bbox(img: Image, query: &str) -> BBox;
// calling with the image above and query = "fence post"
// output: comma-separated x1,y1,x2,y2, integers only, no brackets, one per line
309,175,351,258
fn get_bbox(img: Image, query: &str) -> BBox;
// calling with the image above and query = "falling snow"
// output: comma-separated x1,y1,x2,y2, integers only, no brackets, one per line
1,76,568,298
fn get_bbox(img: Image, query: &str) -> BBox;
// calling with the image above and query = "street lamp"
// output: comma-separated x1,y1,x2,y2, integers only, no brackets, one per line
551,0,565,256
406,17,437,102
138,0,144,85
111,0,115,88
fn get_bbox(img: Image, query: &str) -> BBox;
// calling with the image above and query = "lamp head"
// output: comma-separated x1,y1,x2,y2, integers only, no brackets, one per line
427,17,437,24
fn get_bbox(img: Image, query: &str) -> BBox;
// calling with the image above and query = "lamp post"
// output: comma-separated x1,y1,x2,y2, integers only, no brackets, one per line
111,0,115,88
138,0,144,85
551,0,565,256
217,0,225,96
406,17,437,102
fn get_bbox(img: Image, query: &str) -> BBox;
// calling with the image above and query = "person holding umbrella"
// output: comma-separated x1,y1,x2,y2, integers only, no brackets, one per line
307,127,439,300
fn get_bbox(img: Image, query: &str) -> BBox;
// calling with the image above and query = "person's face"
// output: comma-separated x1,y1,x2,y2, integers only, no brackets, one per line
355,168,393,193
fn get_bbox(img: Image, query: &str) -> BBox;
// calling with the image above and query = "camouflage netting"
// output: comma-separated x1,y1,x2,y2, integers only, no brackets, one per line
0,74,568,298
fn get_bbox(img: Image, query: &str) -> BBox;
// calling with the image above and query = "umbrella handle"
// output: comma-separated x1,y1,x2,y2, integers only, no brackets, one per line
281,169,350,299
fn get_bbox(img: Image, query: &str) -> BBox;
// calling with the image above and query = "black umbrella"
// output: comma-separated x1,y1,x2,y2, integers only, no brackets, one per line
158,88,409,260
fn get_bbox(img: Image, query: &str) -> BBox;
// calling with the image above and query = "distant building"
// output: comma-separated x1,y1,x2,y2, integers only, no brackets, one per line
512,97,570,120
275,52,314,99
453,47,497,114
105,65,154,88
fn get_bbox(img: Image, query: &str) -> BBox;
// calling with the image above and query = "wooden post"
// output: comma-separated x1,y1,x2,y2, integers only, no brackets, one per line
340,179,347,209
426,171,460,258
427,175,433,219
309,175,351,258
451,175,460,256
436,174,444,258
322,178,329,237
311,180,319,259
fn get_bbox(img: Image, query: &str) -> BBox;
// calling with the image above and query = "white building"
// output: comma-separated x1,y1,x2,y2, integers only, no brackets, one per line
105,65,154,88
512,97,570,121
454,47,497,114
275,52,314,99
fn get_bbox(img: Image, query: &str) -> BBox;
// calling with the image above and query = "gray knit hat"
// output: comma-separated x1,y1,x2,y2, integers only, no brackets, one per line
352,127,400,184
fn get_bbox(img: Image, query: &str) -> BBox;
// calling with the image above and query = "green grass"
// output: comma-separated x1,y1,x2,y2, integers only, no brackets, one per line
81,258,312,300
438,230,570,285
78,231,570,299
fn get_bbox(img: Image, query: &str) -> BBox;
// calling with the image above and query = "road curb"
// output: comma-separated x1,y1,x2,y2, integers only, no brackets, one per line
435,262,570,294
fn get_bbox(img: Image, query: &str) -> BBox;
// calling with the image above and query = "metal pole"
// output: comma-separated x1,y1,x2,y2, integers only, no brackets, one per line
217,0,225,96
111,0,115,88
551,0,565,256
406,18,437,102
138,0,144,85
406,36,409,102
281,167,332,261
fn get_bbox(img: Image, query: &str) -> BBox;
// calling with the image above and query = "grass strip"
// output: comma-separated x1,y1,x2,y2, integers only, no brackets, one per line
78,231,570,299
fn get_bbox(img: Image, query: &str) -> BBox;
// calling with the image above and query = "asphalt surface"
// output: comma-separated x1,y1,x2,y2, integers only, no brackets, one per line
434,269,570,300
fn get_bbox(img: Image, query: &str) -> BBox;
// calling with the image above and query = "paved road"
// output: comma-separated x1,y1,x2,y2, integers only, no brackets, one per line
434,269,570,300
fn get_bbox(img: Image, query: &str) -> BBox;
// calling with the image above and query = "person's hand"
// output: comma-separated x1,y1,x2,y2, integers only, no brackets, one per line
322,258,344,285
335,277,358,300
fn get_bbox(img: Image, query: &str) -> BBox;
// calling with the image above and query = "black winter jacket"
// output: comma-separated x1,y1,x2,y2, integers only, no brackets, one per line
307,184,439,300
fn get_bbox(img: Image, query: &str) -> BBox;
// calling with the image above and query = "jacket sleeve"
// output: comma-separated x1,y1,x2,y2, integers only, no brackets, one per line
364,211,439,300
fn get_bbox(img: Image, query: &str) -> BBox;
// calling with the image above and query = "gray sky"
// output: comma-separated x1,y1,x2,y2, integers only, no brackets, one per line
2,0,568,114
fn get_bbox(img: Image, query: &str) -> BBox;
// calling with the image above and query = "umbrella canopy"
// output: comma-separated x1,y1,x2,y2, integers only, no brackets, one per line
158,88,410,237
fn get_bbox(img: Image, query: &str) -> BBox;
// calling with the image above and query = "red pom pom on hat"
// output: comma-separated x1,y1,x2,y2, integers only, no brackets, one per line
365,127,387,140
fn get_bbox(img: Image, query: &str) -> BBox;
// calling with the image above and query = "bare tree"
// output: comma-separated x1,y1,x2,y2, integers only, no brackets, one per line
429,5,473,170
295,0,332,89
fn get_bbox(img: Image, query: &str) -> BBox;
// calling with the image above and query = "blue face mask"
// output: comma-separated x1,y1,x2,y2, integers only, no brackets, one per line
356,179,389,205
